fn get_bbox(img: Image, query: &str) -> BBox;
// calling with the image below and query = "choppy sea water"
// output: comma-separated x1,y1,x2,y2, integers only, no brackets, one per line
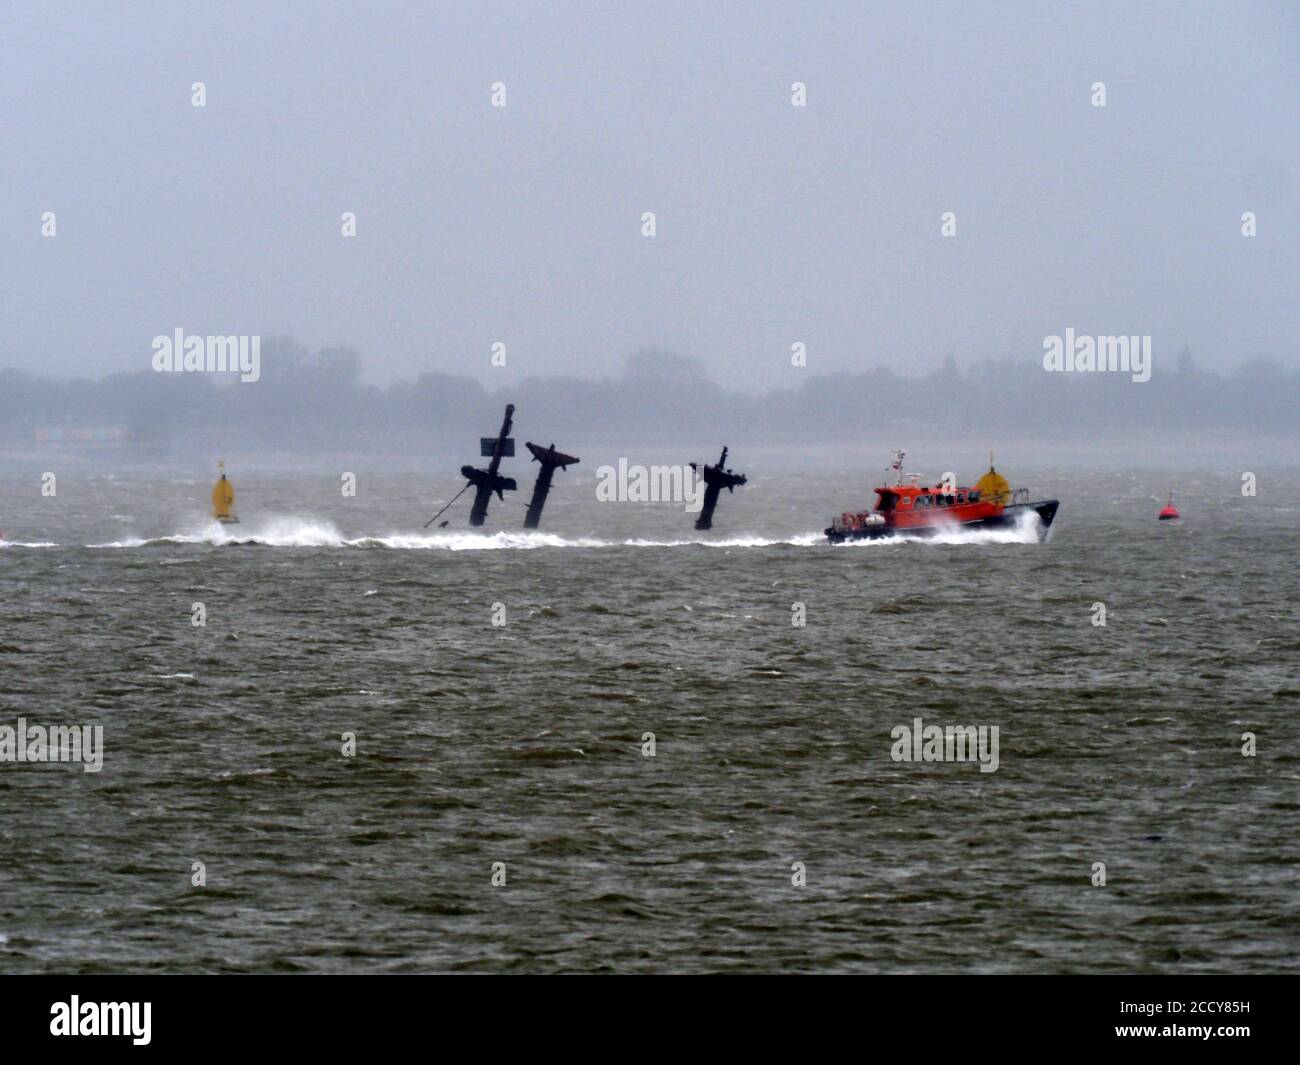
0,467,1296,973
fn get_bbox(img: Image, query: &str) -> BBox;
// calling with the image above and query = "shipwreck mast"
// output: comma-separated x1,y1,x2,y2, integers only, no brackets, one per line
460,403,518,527
523,442,580,530
690,446,747,531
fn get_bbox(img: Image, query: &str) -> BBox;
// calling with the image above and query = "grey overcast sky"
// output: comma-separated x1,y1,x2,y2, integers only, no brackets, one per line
2,0,1296,390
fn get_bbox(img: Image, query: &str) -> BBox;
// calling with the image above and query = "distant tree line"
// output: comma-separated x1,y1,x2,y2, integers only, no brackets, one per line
0,338,1294,457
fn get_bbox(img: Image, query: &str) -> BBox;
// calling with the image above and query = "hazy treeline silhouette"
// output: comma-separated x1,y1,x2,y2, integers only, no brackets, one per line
1,338,1295,457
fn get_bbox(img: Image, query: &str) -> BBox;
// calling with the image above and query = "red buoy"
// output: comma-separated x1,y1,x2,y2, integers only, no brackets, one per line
1158,490,1180,521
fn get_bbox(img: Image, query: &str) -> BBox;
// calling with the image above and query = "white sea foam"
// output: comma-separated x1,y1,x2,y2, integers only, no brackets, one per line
79,512,1046,550
622,533,823,548
351,530,608,551
90,518,348,549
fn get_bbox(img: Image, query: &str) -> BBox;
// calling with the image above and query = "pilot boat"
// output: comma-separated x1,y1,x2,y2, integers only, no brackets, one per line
825,450,1059,543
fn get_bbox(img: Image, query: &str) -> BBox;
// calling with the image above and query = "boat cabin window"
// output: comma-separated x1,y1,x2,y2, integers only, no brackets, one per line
956,492,966,503
969,490,980,502
916,494,931,508
877,493,896,512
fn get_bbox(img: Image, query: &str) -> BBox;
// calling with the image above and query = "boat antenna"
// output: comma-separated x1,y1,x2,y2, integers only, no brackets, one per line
891,448,906,487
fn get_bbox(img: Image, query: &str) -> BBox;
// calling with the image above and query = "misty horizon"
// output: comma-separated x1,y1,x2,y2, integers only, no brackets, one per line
3,336,1296,473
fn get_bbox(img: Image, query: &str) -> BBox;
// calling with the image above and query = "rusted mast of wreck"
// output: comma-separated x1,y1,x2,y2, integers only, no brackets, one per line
523,442,580,530
461,403,518,527
690,446,747,530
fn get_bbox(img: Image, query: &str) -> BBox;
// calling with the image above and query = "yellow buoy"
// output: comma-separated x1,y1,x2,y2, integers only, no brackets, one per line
212,461,238,523
975,451,1011,506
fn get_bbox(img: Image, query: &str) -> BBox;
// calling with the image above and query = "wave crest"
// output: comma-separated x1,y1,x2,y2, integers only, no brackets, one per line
72,512,1046,550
